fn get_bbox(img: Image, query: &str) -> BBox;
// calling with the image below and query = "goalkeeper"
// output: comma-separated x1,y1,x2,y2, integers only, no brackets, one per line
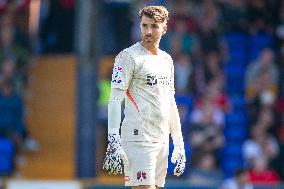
103,5,186,189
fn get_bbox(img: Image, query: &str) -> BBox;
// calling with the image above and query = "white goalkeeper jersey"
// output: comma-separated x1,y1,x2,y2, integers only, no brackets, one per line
111,42,174,143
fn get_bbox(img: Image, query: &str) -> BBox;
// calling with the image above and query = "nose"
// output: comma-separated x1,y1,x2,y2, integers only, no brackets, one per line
146,28,152,35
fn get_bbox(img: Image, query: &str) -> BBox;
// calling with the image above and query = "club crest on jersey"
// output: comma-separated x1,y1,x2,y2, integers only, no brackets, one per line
112,66,123,84
137,171,147,181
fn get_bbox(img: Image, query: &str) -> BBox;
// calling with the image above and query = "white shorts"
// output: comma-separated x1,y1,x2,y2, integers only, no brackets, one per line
121,141,169,187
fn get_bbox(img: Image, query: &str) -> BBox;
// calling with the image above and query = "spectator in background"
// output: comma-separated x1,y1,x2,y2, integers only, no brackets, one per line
102,0,132,54
162,18,198,57
0,0,9,14
174,53,193,94
1,57,16,81
206,78,231,112
242,124,279,167
202,52,223,85
275,0,284,51
0,56,23,93
277,111,284,179
278,46,284,97
246,48,279,101
191,92,225,128
222,168,253,189
167,0,198,34
197,17,221,56
249,156,281,185
193,51,224,95
189,91,225,156
0,1,37,155
188,152,222,186
196,0,223,57
0,12,30,90
196,0,220,32
220,0,248,33
247,0,274,34
0,79,25,148
256,105,278,136
39,0,75,53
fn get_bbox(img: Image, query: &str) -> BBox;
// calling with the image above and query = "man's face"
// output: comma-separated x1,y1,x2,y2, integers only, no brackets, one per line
140,15,166,46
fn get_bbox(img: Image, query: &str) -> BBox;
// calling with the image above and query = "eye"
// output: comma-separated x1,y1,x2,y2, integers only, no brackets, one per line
152,24,159,29
142,24,147,28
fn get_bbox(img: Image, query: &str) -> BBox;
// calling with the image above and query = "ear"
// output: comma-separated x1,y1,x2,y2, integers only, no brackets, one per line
162,24,167,35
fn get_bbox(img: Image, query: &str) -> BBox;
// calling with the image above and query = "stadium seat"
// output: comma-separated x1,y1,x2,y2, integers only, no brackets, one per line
226,76,245,95
222,158,243,178
249,33,273,60
225,64,246,76
222,143,243,157
175,94,193,120
224,127,247,141
225,112,247,125
0,138,15,175
250,33,273,48
226,86,245,96
175,95,193,108
230,95,247,110
224,33,248,50
227,50,248,65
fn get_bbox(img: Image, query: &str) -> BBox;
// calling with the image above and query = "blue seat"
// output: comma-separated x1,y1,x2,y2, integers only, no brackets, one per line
0,138,14,153
224,127,247,141
222,157,243,169
226,123,247,130
226,89,245,96
249,33,273,60
175,95,193,107
0,138,15,175
227,58,248,66
223,144,243,157
224,33,248,50
250,33,273,48
225,64,246,76
225,112,247,125
226,84,245,96
175,95,193,118
228,50,248,64
226,76,245,84
222,158,243,178
230,95,247,110
226,76,245,95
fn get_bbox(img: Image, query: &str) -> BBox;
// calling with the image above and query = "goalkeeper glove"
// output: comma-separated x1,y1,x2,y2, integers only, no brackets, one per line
103,132,129,174
171,146,186,176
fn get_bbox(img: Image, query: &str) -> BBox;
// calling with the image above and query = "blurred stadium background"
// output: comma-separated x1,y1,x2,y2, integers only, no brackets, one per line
0,0,284,188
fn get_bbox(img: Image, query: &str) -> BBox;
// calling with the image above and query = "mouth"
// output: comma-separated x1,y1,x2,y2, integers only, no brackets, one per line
145,36,153,42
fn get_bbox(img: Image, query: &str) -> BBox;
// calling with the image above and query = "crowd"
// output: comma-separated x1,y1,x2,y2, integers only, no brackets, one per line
0,0,37,178
0,0,74,180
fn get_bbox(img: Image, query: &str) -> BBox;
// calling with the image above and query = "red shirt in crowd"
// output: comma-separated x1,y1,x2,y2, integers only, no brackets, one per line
249,169,281,185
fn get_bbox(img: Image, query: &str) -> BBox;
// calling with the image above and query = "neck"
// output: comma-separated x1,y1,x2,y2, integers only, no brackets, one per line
141,41,159,55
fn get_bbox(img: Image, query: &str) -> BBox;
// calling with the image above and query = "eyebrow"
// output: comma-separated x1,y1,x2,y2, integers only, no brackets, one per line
142,23,159,27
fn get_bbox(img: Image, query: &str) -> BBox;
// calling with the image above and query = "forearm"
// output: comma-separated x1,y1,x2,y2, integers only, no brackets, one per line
108,88,125,133
170,94,184,147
